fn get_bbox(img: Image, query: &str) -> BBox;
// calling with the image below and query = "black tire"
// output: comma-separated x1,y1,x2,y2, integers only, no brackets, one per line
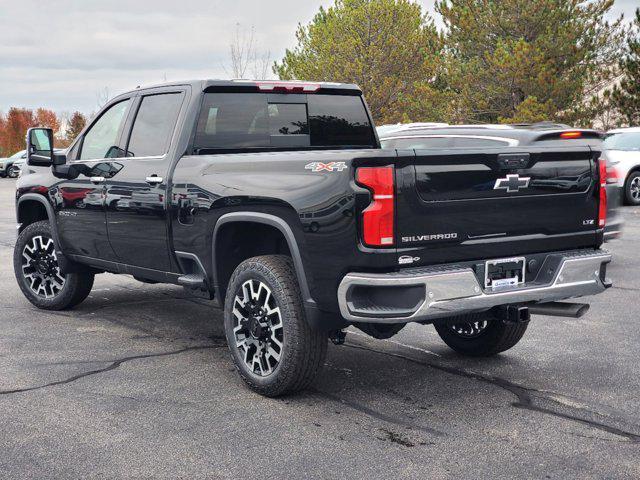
624,171,640,206
13,221,94,310
223,255,327,397
434,312,528,357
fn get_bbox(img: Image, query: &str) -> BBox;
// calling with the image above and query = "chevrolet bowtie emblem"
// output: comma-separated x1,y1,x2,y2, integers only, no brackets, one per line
494,174,530,193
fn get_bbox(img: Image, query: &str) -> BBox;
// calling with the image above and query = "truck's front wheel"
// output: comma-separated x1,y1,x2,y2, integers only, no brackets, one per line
434,313,528,357
223,255,327,397
13,221,94,310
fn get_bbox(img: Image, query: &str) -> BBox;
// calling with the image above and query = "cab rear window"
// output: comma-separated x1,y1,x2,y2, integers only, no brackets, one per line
194,93,375,152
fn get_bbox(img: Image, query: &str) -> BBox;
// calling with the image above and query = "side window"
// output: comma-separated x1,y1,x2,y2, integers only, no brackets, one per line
126,93,184,158
307,95,375,147
79,100,130,160
193,93,375,151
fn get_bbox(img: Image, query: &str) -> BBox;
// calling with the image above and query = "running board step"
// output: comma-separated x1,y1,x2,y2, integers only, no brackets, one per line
178,274,206,288
178,274,214,300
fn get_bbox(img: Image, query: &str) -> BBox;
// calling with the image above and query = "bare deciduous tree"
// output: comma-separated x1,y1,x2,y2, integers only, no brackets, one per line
96,86,111,109
227,24,272,80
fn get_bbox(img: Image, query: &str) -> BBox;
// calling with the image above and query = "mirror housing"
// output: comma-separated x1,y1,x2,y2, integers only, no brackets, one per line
26,128,54,166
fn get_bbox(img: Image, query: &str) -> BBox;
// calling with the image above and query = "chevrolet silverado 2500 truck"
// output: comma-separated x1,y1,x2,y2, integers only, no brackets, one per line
15,80,611,396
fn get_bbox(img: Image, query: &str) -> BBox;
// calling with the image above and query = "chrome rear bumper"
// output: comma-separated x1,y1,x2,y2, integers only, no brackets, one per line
338,250,612,324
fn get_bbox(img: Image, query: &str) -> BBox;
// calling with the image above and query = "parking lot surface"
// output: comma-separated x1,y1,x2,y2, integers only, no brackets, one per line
1,178,639,479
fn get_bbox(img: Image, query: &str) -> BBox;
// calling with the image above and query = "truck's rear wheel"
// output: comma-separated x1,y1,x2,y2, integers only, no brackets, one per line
223,255,327,397
434,313,528,357
13,221,94,310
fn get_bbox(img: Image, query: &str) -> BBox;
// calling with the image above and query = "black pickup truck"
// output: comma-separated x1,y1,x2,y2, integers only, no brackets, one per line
15,80,611,396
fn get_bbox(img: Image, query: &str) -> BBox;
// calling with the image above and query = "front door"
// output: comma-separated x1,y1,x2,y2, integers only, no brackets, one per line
105,90,186,271
56,98,132,261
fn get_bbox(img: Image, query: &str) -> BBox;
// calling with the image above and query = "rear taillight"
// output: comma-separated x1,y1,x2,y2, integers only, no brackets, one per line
356,166,395,247
598,158,607,228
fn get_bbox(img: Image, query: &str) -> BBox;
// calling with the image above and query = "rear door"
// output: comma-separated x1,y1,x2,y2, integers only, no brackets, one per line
105,89,186,271
395,146,599,264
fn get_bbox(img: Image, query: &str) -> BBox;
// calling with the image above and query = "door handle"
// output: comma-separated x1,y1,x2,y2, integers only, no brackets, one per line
146,176,163,185
90,176,105,184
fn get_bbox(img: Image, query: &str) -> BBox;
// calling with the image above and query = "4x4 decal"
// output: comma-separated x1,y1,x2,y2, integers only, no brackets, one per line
305,161,348,172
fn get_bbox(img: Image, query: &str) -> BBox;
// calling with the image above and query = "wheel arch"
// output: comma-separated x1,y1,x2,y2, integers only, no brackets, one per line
211,212,314,308
17,194,61,247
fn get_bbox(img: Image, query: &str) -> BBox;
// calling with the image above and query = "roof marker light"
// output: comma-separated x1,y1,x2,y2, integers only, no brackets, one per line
256,82,321,93
560,131,582,139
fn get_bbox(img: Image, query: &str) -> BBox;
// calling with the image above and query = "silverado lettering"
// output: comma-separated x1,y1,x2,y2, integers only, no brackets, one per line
402,233,458,242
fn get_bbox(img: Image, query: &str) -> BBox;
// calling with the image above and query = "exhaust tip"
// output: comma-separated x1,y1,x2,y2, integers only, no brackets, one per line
528,302,590,319
574,303,590,318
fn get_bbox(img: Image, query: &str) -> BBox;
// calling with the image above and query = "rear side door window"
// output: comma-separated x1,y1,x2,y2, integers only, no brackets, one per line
126,93,184,158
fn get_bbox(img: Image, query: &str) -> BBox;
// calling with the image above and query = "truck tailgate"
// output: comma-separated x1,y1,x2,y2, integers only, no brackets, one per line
395,146,601,264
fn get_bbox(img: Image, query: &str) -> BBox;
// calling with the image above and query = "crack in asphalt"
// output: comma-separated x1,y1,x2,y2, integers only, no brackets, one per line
0,345,223,396
313,389,445,438
344,340,640,443
612,285,640,292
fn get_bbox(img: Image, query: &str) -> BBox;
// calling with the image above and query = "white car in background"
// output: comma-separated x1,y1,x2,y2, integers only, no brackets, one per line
605,127,640,205
6,148,65,177
0,150,27,178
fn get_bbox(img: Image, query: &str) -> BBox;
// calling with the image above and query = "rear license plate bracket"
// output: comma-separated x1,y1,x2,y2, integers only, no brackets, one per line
485,257,526,289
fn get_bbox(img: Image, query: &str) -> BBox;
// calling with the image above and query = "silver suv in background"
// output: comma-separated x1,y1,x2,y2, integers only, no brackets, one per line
604,128,640,206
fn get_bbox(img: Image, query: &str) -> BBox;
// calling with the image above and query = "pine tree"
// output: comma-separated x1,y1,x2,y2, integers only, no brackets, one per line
436,0,624,124
612,9,640,126
274,0,447,124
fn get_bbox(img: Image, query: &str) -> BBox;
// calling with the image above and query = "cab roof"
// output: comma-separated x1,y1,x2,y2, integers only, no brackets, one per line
132,79,362,94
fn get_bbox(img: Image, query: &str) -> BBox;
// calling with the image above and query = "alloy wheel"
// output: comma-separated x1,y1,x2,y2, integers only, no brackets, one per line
232,279,284,376
630,177,640,201
21,235,65,298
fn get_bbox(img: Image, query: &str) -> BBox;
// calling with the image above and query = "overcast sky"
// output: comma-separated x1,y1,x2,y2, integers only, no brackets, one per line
0,0,636,115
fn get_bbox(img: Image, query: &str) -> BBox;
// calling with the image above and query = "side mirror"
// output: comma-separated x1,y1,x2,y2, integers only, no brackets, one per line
26,128,54,166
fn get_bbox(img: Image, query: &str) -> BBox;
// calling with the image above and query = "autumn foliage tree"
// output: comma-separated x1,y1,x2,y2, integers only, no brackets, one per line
0,115,6,157
0,108,66,156
65,111,87,143
0,108,35,157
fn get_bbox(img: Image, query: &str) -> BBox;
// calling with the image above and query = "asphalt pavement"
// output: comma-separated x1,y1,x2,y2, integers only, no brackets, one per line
1,177,639,479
